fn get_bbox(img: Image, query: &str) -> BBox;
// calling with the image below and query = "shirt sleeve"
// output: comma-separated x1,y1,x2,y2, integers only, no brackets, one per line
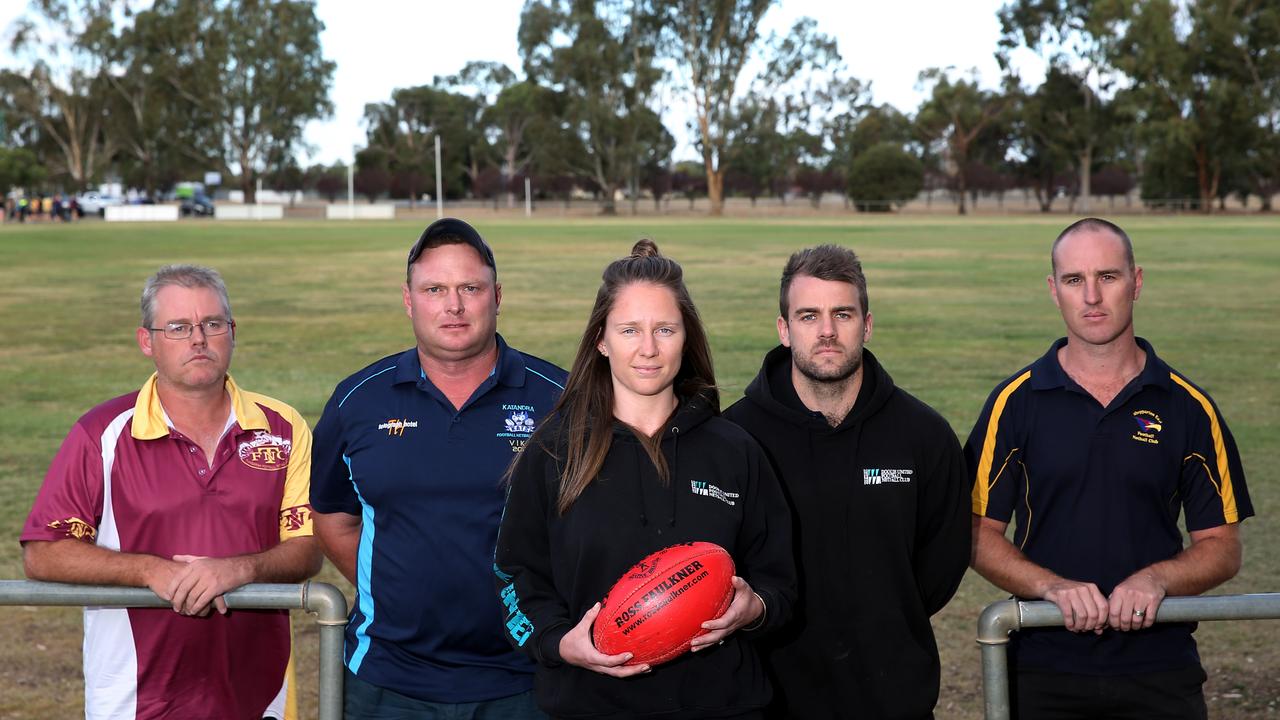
21,420,105,545
309,386,361,515
733,438,797,634
1174,378,1252,531
493,440,573,667
279,406,314,540
965,370,1031,523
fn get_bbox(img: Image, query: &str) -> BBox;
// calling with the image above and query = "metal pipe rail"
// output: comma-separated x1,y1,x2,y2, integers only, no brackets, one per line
977,593,1280,720
0,580,348,720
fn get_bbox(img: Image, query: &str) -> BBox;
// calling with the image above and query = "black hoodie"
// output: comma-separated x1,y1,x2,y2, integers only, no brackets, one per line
722,346,970,720
494,392,797,719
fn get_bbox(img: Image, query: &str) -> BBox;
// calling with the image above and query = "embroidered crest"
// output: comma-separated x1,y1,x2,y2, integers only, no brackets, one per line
280,505,312,532
238,431,292,470
47,516,96,540
498,404,539,453
1132,410,1163,445
505,410,536,433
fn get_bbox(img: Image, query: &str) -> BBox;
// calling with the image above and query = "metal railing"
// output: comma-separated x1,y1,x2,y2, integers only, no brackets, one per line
0,580,348,720
977,593,1280,720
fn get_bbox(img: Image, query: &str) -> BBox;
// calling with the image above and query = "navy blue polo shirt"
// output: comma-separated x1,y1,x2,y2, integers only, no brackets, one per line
310,334,566,702
966,337,1252,675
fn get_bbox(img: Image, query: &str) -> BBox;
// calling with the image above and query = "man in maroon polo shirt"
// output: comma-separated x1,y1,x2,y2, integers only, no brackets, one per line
21,264,321,720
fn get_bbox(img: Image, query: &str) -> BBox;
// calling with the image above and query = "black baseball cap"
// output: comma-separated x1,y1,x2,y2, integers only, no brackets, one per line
406,217,497,279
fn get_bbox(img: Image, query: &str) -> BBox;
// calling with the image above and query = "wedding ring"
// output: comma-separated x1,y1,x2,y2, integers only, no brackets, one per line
1133,609,1146,618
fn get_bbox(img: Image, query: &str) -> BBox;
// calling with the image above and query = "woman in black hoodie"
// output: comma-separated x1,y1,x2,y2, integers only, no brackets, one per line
494,240,796,719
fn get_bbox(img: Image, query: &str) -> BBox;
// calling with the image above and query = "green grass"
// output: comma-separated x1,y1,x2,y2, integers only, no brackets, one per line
1,216,1277,717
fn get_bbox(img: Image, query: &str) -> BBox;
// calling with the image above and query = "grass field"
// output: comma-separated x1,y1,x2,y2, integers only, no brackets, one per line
0,216,1276,718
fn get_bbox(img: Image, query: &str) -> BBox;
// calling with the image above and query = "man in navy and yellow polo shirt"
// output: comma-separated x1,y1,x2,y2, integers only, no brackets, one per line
311,218,565,718
967,218,1252,719
22,264,320,719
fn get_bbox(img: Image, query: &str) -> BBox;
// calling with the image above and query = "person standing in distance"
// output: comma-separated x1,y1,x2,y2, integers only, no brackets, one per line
723,245,970,719
967,218,1253,719
310,218,565,718
22,264,320,719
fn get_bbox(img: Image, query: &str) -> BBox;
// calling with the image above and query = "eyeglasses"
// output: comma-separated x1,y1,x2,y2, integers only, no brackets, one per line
147,319,235,340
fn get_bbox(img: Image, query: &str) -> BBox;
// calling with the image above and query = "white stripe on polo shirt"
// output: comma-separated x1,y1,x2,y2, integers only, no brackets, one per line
84,407,138,720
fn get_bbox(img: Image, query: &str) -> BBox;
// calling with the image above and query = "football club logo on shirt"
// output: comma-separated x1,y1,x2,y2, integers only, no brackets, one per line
505,410,536,434
498,404,538,453
238,431,292,470
690,480,739,506
863,468,913,485
47,516,96,540
280,505,312,533
1132,410,1163,445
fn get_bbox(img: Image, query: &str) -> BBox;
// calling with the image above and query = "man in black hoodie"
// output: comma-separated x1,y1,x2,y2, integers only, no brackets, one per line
723,244,970,719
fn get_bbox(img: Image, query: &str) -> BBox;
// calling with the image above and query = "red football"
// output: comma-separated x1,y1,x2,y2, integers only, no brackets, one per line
593,541,735,666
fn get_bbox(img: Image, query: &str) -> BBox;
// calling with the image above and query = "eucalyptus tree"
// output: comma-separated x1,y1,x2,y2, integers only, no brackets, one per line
4,0,118,188
915,68,1009,214
363,85,477,201
1113,0,1265,211
520,0,668,214
659,0,774,215
156,0,335,203
997,0,1124,212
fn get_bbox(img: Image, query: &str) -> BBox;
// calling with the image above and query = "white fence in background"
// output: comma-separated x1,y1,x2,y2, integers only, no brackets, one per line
105,205,179,222
326,203,396,220
215,204,285,221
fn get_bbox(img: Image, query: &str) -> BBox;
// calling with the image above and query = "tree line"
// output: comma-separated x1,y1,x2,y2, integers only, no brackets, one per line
3,0,1278,214
1,0,334,204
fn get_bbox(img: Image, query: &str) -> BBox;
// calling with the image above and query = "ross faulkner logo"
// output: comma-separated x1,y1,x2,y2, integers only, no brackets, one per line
612,561,710,635
238,431,292,471
1132,410,1164,445
378,418,418,436
863,468,913,485
690,480,739,507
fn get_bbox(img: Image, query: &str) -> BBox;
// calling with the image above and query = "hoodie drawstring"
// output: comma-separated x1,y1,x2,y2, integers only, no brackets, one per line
634,442,649,527
669,426,680,528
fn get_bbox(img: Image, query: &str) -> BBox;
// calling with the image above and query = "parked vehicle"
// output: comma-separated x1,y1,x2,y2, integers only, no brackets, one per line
180,193,215,217
76,192,123,217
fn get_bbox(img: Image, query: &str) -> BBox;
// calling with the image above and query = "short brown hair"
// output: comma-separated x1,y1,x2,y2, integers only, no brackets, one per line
779,245,868,318
141,264,232,328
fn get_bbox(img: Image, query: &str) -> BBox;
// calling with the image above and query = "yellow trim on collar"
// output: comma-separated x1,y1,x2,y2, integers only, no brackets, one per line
130,373,268,440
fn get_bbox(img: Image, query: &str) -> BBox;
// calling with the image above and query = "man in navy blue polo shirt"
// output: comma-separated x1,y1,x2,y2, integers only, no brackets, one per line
310,218,565,718
967,218,1252,719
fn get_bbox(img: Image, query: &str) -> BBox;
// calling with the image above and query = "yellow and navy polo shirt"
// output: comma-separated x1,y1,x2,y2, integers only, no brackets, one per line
965,337,1252,675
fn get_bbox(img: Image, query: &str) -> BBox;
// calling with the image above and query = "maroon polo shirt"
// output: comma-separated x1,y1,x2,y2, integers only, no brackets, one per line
22,373,313,720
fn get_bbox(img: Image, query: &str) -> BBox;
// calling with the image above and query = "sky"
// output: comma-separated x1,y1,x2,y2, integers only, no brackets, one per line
0,0,1042,166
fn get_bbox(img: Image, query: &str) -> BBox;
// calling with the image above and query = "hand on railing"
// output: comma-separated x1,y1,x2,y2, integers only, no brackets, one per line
1107,570,1164,631
1041,579,1108,634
